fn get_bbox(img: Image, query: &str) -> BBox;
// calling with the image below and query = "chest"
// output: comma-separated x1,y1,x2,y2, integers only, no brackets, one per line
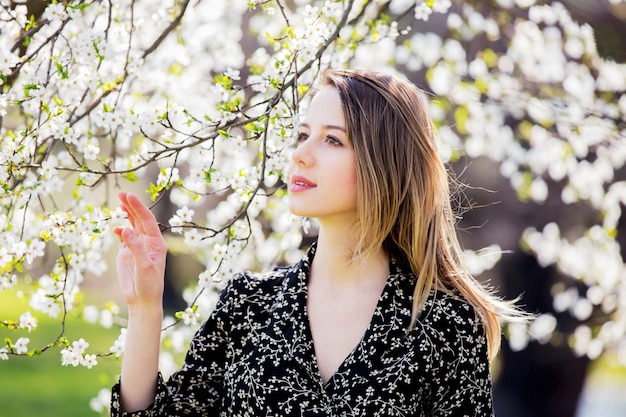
306,285,381,384
220,286,430,417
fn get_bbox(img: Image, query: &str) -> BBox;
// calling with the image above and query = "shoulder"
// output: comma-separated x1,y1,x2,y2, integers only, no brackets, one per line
416,295,493,414
217,262,301,312
416,291,485,343
423,291,478,323
410,291,490,382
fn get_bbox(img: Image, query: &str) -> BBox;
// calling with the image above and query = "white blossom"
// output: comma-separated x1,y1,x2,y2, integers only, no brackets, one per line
110,328,127,358
14,337,30,354
82,354,98,369
414,3,432,21
61,348,82,367
90,388,111,413
19,311,37,332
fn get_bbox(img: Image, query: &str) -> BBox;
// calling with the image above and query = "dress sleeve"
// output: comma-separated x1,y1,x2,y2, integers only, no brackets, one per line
427,297,494,417
110,279,236,417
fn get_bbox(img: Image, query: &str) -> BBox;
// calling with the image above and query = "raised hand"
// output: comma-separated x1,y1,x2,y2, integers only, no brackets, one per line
114,191,167,309
113,191,167,411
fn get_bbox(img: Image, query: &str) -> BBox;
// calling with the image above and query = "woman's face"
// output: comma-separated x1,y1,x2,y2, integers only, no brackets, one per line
287,86,358,224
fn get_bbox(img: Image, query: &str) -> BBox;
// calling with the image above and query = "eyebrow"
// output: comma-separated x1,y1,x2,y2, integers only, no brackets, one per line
299,123,347,132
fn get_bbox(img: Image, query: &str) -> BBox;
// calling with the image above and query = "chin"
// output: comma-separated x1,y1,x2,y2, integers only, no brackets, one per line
288,202,317,218
288,206,308,217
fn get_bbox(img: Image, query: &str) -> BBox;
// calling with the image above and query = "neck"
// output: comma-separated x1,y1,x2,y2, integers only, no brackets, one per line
310,226,389,289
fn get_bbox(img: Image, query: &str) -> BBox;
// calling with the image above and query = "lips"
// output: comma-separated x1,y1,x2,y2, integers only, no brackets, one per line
290,174,316,192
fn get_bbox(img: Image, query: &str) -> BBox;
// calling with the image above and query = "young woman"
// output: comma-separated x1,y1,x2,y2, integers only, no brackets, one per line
110,69,524,416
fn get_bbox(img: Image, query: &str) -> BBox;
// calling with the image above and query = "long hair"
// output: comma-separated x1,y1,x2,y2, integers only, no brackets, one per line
318,69,524,360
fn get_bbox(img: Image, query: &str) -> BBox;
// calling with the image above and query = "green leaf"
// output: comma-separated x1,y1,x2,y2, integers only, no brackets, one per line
146,183,162,201
124,172,139,183
56,62,69,80
58,337,69,347
482,48,498,68
453,105,468,135
204,168,217,183
518,120,533,140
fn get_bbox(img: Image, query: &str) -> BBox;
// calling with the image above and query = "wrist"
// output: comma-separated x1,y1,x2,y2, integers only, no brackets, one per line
127,304,163,321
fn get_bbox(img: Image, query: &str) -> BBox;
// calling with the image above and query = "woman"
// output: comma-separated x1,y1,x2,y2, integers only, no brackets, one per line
110,69,524,416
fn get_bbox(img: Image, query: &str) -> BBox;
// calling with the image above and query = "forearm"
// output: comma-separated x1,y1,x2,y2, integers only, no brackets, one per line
120,305,164,412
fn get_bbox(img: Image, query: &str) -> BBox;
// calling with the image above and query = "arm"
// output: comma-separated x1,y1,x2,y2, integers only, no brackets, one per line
429,298,494,417
110,276,235,417
113,191,167,412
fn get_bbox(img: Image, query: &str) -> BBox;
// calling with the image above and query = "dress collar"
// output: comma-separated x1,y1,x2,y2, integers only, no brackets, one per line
270,241,417,390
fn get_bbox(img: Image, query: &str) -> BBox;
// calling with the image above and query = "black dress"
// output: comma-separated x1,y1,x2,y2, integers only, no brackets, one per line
110,243,493,416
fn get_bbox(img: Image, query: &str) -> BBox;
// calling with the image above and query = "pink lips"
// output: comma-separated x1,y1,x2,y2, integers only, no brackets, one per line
290,175,316,192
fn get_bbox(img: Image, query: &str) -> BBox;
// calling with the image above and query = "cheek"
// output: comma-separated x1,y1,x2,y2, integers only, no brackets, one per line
349,170,358,189
345,164,358,197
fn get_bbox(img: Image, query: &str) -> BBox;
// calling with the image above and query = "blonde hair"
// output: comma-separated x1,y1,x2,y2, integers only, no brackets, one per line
319,69,524,360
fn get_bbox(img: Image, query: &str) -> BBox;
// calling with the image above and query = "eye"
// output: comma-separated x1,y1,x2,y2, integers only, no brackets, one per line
326,135,343,146
296,132,308,143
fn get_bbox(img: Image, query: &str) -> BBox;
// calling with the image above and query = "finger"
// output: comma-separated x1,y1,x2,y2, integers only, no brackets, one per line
122,192,162,237
126,193,163,237
114,227,133,245
118,191,136,228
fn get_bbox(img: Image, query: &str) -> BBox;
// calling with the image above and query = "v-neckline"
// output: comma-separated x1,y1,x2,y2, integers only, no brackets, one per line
301,268,397,388
278,243,412,391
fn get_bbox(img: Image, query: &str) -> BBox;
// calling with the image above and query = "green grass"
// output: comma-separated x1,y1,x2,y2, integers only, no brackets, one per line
0,290,122,417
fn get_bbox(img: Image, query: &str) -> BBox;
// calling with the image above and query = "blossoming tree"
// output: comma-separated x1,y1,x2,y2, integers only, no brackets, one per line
1,0,625,413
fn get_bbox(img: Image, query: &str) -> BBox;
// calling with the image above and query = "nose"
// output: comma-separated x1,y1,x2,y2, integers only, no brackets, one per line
290,138,314,167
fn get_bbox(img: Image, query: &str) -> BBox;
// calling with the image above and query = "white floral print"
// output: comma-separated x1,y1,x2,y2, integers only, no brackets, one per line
111,243,493,416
